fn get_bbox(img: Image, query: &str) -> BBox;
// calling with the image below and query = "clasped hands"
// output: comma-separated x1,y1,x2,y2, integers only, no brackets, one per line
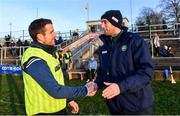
69,81,120,114
85,81,98,96
85,82,120,99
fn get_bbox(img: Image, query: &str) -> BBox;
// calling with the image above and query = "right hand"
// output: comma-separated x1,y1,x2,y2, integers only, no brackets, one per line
87,90,97,96
85,81,98,96
68,101,79,114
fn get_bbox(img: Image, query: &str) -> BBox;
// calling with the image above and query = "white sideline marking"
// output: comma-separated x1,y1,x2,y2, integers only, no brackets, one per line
0,99,24,106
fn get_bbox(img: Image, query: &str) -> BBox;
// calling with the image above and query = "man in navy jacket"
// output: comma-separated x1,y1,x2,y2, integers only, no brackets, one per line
90,10,154,114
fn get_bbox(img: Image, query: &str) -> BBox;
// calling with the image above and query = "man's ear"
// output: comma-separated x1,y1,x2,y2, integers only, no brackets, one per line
37,33,43,42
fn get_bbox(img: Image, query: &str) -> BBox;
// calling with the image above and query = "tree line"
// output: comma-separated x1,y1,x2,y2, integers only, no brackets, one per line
135,0,179,28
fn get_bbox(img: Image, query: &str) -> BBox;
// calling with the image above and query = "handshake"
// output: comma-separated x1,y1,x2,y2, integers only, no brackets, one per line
85,81,98,96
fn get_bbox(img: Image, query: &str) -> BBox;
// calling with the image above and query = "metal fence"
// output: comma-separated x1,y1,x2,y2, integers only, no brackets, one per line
0,29,86,46
0,30,89,65
0,23,180,65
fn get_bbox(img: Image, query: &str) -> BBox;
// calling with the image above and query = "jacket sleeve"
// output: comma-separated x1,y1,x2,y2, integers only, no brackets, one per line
119,37,154,93
24,58,87,99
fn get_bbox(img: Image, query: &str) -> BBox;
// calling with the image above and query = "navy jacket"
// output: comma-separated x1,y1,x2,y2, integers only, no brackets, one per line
95,30,154,112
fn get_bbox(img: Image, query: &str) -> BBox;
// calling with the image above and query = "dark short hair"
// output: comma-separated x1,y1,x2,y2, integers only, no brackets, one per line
28,18,52,41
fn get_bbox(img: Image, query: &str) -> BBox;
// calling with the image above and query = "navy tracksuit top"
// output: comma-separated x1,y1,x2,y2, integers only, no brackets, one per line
95,29,154,112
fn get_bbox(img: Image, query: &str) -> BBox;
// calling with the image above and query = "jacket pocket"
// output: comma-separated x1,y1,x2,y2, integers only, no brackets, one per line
117,93,141,112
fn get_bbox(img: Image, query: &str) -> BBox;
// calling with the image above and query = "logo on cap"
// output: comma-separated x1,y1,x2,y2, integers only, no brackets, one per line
112,16,119,23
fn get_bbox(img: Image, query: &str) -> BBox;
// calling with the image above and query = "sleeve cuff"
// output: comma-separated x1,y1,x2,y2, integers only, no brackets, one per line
118,81,126,93
84,86,88,95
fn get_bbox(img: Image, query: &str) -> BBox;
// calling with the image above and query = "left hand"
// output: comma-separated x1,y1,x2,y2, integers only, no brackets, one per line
68,100,79,114
102,82,120,99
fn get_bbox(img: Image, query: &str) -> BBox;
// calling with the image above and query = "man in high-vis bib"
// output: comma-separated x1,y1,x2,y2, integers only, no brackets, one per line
21,18,97,115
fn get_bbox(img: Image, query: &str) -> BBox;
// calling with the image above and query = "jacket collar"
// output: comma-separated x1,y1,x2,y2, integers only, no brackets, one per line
100,27,128,46
110,30,124,45
31,41,57,57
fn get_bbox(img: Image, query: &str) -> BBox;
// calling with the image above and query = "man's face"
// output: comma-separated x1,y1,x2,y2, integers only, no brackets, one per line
101,19,114,36
37,24,56,46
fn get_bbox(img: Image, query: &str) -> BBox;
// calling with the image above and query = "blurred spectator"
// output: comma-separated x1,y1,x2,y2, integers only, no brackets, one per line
86,56,97,82
10,40,17,56
162,20,167,34
23,40,30,51
9,40,15,46
72,31,79,36
23,40,30,46
72,31,79,39
161,45,169,57
55,36,63,45
4,34,11,47
163,68,169,80
16,39,23,46
168,46,175,57
90,25,96,33
153,32,160,56
175,23,180,39
69,30,72,37
16,39,23,56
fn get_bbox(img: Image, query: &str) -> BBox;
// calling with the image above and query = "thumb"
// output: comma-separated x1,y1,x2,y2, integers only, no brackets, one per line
104,82,112,86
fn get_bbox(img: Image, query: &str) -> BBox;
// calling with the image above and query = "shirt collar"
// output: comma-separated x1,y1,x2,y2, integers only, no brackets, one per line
110,30,124,45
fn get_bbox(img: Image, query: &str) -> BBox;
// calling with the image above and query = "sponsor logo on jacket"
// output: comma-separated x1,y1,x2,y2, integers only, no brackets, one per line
121,45,127,51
